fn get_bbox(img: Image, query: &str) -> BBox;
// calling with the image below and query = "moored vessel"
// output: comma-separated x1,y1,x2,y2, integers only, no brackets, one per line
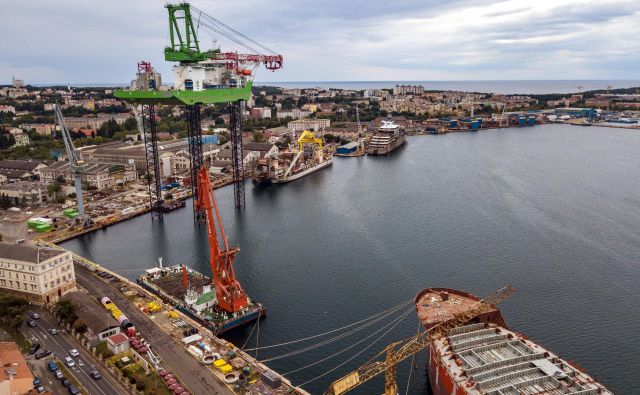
415,288,613,395
366,120,406,155
253,130,332,184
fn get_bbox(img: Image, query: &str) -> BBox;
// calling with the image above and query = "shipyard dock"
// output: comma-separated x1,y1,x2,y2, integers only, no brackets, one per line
60,248,310,395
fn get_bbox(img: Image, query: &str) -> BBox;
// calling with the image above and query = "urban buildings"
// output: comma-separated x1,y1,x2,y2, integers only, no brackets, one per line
40,162,137,190
287,119,330,132
0,342,34,395
0,243,76,305
393,85,425,95
0,182,47,205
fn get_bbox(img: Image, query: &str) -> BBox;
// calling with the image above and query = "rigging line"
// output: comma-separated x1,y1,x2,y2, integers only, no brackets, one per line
255,314,260,360
297,308,414,389
244,298,412,352
282,306,414,375
241,317,259,350
190,6,278,55
260,303,412,363
405,321,422,395
197,21,264,54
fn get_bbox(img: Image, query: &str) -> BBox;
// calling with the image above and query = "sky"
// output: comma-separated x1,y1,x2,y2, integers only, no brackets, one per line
1,0,639,84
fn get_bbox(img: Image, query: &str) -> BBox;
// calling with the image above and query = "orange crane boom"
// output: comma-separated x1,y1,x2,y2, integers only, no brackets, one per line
195,167,248,313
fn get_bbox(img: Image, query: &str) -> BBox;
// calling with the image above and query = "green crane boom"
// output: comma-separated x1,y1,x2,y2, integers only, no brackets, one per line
164,3,210,62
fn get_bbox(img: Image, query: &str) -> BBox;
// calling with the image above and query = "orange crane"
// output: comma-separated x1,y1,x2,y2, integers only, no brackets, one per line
195,167,248,313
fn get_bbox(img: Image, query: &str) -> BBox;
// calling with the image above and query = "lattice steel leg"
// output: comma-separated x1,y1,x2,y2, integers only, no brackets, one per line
229,100,245,209
186,104,205,221
142,104,163,220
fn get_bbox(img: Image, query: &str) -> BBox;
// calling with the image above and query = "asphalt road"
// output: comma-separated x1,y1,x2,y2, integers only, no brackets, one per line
74,264,230,395
22,307,126,395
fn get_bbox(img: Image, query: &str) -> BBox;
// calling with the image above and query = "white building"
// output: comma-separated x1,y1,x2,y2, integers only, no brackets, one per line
277,109,312,120
0,243,76,305
287,119,331,132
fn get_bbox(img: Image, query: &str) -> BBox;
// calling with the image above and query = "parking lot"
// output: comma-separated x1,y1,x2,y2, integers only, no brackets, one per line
23,308,126,395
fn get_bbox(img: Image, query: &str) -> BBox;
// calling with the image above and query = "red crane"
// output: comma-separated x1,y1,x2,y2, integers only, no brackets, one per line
195,167,248,313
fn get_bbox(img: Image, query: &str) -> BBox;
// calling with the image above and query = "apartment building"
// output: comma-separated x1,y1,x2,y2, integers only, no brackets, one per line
0,243,76,305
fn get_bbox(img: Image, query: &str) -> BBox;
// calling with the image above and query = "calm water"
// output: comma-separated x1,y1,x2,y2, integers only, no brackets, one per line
257,80,640,94
62,124,640,394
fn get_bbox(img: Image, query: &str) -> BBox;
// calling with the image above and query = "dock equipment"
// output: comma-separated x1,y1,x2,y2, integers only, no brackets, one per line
115,2,283,214
324,285,516,395
195,166,248,313
54,104,91,227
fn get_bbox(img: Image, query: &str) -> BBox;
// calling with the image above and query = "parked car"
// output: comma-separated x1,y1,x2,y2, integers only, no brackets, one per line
64,357,75,367
30,313,40,320
90,370,102,380
47,361,58,372
49,328,59,335
28,343,41,354
61,378,71,387
35,350,51,360
26,320,37,328
69,349,79,357
36,386,46,393
55,370,64,380
33,378,41,387
68,384,79,395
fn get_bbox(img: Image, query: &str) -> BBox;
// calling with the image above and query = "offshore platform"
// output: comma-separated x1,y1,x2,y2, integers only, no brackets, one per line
115,3,283,219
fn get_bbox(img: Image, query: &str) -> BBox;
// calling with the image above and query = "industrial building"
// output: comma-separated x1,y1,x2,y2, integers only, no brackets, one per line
67,291,121,346
0,181,47,205
0,160,48,180
0,243,76,305
40,161,137,190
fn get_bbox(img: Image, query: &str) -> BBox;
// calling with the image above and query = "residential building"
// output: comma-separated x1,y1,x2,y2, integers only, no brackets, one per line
40,162,137,190
393,85,425,95
106,333,130,354
282,88,301,96
250,107,272,119
12,132,29,147
61,114,129,130
277,109,312,120
0,342,34,395
287,119,331,132
0,182,47,205
18,123,55,136
0,243,76,305
0,105,16,114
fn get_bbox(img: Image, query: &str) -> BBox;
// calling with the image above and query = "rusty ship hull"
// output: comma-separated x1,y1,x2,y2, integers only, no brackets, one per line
415,288,613,395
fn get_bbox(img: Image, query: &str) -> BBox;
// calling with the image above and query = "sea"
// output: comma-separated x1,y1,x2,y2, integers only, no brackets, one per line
61,124,640,394
36,80,640,95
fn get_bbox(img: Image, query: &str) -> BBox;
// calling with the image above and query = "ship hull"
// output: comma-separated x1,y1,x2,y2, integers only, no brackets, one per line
366,135,406,155
271,159,333,184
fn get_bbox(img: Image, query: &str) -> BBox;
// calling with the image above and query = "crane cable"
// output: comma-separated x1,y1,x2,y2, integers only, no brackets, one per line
405,321,422,395
283,306,414,375
197,20,264,54
259,302,412,363
296,308,414,389
244,299,412,352
190,5,278,55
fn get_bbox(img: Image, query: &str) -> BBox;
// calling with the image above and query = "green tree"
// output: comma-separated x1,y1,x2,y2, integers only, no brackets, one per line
123,117,138,131
53,299,77,326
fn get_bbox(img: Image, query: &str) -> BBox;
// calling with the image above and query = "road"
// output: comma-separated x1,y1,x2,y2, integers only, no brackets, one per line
22,307,127,395
74,264,230,394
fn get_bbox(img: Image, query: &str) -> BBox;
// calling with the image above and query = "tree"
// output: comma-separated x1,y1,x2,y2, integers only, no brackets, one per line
252,131,265,143
123,117,138,131
214,117,224,125
53,299,78,326
0,293,29,332
97,119,121,138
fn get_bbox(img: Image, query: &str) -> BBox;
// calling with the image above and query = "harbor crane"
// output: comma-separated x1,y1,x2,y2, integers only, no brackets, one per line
53,104,91,227
195,166,248,313
115,2,284,218
323,285,517,395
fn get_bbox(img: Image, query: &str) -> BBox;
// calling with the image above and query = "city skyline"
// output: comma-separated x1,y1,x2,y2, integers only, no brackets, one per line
2,0,640,84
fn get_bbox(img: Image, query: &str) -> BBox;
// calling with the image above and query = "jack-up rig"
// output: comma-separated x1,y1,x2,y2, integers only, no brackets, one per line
115,3,283,219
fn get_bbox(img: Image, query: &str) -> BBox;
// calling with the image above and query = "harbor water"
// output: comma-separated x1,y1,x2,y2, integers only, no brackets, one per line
62,124,640,394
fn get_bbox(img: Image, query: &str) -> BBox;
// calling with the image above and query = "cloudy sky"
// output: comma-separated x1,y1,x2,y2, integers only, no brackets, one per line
2,0,639,84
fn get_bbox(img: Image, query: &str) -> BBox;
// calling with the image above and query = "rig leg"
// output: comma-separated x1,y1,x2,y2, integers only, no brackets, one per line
185,104,205,222
141,104,163,220
229,100,245,209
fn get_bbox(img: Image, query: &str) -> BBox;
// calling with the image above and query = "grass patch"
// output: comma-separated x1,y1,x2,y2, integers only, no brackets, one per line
95,341,108,356
132,368,172,395
0,322,31,352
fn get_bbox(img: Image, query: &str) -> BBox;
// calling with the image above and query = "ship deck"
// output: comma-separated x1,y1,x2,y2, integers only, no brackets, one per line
415,288,486,328
147,269,210,300
432,323,613,394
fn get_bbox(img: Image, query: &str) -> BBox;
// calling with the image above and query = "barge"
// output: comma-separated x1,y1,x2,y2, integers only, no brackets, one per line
138,264,265,335
415,288,613,395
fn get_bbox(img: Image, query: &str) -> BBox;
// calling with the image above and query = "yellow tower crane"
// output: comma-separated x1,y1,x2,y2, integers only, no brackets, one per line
323,285,517,395
297,130,324,150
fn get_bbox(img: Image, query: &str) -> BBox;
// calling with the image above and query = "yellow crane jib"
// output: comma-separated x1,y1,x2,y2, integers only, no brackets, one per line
297,130,323,150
